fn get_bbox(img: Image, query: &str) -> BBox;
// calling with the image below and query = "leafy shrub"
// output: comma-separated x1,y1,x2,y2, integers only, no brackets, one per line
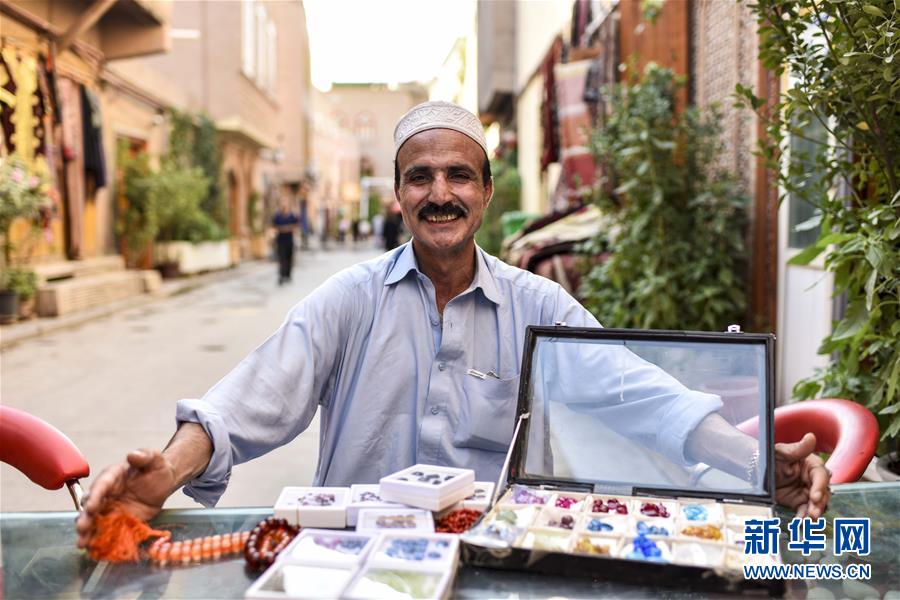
737,0,900,450
579,65,749,331
116,142,159,260
476,154,521,256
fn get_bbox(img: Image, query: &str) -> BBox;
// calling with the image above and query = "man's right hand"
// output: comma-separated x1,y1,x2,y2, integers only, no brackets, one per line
75,449,176,549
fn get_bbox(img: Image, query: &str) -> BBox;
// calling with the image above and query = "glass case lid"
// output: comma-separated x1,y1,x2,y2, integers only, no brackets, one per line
508,327,775,503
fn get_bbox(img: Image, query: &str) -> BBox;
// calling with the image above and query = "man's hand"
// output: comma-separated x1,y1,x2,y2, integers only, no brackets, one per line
75,449,176,549
774,433,831,519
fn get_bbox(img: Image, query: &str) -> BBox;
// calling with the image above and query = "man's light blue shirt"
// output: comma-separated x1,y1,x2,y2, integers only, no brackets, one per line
176,243,721,506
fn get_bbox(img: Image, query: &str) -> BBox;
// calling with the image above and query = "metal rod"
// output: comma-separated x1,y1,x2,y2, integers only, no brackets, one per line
66,479,85,512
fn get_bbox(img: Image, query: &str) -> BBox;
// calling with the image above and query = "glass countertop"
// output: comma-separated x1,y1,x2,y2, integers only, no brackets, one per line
2,482,898,598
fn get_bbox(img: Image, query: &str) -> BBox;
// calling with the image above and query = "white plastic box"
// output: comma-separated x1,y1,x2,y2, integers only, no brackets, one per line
379,464,475,512
244,562,357,600
342,563,454,600
347,484,406,527
273,487,350,528
280,529,377,567
366,532,459,569
356,508,434,534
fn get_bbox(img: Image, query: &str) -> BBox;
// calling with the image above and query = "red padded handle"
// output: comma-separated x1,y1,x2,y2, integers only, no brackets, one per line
736,398,879,484
0,406,90,490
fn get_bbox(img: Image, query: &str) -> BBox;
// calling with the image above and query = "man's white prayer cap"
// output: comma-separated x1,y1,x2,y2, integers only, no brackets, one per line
393,100,487,160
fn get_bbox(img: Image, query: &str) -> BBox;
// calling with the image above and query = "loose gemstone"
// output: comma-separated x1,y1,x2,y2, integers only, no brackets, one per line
574,538,611,555
587,519,614,532
626,534,666,561
683,504,709,521
592,498,627,514
358,491,381,503
681,524,723,540
637,521,670,536
299,493,335,506
640,502,670,518
548,514,575,529
555,496,579,509
511,487,547,505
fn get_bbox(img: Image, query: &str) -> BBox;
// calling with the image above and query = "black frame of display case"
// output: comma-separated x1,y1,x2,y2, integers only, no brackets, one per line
460,326,784,596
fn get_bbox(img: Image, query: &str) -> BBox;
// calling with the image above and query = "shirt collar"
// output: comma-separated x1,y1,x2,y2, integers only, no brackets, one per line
383,242,503,306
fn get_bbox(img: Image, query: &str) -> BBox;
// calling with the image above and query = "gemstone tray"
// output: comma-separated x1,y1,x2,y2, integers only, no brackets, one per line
347,484,406,527
274,487,350,529
459,326,784,595
356,508,435,534
379,464,475,512
462,486,780,589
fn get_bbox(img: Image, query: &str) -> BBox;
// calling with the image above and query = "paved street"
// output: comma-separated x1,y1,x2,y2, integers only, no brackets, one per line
0,246,382,513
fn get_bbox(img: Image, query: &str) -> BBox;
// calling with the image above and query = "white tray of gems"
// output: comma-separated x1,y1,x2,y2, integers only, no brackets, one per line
379,464,475,512
356,508,435,534
274,487,350,529
342,563,454,600
347,484,406,527
367,532,460,570
459,481,494,513
244,562,357,600
279,529,376,567
459,326,785,595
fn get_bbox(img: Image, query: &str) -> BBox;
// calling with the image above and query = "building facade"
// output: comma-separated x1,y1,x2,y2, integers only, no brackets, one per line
1,0,171,264
112,0,313,259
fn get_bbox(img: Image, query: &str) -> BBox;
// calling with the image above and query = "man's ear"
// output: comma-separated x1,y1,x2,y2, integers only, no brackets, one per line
484,176,494,209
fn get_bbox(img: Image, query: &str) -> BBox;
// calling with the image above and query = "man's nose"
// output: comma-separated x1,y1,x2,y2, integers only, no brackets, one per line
429,173,454,203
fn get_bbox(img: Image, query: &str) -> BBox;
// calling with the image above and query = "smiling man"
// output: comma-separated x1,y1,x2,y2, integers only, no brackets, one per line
76,101,830,548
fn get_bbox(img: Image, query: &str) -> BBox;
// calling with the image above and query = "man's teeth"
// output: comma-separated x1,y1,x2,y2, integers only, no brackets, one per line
425,214,460,223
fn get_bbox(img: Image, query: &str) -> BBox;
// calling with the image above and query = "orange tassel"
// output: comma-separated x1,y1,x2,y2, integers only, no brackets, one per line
87,502,171,562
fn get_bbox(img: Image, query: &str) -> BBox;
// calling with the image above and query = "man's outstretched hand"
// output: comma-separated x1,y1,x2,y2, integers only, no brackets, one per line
774,433,831,519
75,449,176,549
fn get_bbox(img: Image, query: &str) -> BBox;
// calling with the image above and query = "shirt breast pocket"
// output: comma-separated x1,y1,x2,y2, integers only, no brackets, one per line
452,374,520,453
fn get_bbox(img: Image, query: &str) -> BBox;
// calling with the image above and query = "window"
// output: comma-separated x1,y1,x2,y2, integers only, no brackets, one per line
256,4,267,89
242,0,255,77
787,112,828,249
267,22,277,92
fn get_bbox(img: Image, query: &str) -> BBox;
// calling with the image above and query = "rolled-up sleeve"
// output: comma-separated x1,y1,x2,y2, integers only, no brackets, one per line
175,276,355,506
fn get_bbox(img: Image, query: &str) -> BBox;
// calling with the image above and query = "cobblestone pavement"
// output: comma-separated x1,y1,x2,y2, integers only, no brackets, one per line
1,246,382,512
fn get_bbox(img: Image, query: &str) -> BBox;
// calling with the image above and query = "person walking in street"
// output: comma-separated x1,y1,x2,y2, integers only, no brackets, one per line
272,198,299,285
382,207,403,250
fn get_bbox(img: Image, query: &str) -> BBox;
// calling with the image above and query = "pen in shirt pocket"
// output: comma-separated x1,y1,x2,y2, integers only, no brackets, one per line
467,368,501,380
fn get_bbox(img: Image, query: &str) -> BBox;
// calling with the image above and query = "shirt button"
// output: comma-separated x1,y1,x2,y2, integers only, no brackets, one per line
431,406,440,415
438,362,446,371
431,318,439,326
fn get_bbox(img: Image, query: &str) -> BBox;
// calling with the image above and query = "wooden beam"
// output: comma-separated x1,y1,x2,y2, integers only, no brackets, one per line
55,0,117,55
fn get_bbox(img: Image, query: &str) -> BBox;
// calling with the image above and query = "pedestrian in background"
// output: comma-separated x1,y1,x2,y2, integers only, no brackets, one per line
272,198,299,285
382,208,403,250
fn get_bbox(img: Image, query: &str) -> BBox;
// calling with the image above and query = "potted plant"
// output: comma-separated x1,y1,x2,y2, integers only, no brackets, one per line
0,156,50,323
6,267,38,320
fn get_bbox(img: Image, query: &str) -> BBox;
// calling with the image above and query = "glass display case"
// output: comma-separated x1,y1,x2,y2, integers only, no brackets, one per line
461,326,782,593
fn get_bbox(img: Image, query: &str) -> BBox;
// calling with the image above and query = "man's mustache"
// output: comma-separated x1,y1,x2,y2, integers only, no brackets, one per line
418,202,467,220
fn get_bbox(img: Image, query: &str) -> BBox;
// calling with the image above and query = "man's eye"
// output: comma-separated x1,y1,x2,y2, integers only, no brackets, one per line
450,172,473,181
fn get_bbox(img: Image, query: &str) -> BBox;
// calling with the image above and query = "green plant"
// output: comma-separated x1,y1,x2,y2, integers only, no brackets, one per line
152,164,217,243
0,156,50,264
737,0,900,450
248,191,264,236
476,154,521,256
168,109,228,229
5,267,37,300
579,65,749,331
116,141,159,261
